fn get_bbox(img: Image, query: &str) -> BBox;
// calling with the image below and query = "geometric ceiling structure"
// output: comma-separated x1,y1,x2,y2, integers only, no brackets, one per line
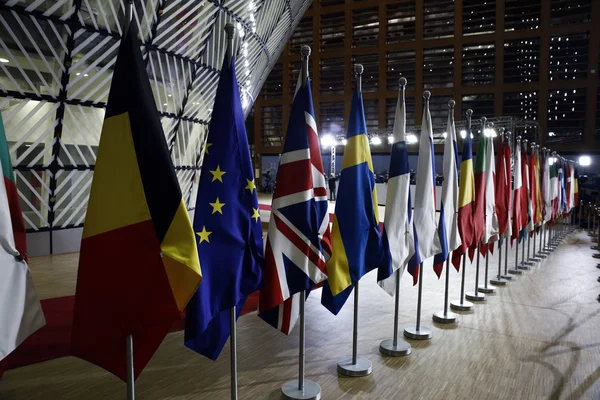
0,0,310,244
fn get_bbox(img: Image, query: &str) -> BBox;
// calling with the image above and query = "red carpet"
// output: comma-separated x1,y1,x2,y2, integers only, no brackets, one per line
2,292,259,372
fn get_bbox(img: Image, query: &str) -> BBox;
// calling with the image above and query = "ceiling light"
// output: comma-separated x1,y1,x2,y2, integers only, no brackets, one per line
371,136,382,145
460,130,467,139
0,57,9,63
341,138,347,146
388,135,394,144
579,156,591,166
320,134,336,148
406,134,418,144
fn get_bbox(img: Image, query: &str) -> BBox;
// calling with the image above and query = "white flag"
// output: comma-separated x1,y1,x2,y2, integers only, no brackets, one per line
378,86,415,295
413,94,441,263
0,161,45,361
484,135,499,244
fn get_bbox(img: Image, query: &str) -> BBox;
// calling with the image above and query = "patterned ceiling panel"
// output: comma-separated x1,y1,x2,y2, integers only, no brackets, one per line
0,0,311,236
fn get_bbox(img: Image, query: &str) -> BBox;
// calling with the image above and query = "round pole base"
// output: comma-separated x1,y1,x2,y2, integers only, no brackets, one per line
282,380,321,400
432,310,459,324
379,339,412,357
478,285,497,294
403,326,432,340
517,265,531,271
450,299,474,311
596,264,600,269
593,254,600,259
529,257,542,262
535,253,547,259
337,356,372,377
465,292,486,302
490,278,508,286
591,246,600,251
507,269,523,275
501,274,515,280
522,261,536,266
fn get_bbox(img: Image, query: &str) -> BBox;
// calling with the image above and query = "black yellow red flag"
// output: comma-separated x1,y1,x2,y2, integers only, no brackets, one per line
71,25,201,381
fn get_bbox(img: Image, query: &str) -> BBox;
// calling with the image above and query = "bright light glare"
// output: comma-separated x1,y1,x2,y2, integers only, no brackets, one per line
483,128,497,137
460,130,467,139
0,58,9,63
320,134,337,148
579,155,591,166
548,157,557,165
371,136,382,145
549,131,556,137
406,134,418,144
341,138,348,146
388,135,394,144
442,132,447,139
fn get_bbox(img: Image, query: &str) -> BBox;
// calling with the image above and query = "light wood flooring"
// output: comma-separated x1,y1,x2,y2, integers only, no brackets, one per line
1,228,600,399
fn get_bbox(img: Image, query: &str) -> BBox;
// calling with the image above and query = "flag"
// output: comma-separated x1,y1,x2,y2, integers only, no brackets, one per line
543,152,552,223
567,164,573,212
534,149,543,225
258,75,331,334
550,160,559,221
321,89,391,315
378,87,415,294
524,150,535,235
469,132,486,259
559,162,567,215
481,135,499,255
512,142,526,242
71,26,202,381
407,95,441,284
185,55,264,360
0,116,45,367
574,168,579,206
0,114,26,259
433,104,460,278
451,120,475,270
495,137,510,237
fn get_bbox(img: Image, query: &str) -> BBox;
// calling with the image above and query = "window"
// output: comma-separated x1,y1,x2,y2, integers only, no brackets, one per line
386,96,416,129
504,0,540,31
424,0,454,39
290,17,312,55
320,12,345,52
463,0,495,36
547,89,586,139
504,92,538,121
462,94,495,123
320,101,345,136
320,57,345,95
549,33,589,81
262,105,283,147
352,7,379,48
551,0,591,26
504,38,540,83
386,1,416,44
423,46,454,88
352,53,379,93
261,63,283,99
387,50,416,90
462,43,495,86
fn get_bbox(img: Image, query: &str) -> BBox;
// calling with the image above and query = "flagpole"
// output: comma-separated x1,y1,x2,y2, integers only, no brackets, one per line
450,108,475,312
281,44,321,400
380,269,412,355
434,257,459,322
126,334,134,400
521,139,534,268
500,130,514,281
528,143,541,264
491,129,509,285
466,243,486,301
404,263,432,339
508,136,523,275
337,64,372,377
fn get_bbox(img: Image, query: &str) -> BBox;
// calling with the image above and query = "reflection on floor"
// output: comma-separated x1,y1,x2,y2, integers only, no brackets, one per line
2,225,600,399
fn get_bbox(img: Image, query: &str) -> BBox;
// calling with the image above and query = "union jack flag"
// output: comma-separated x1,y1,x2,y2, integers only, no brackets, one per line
258,76,332,334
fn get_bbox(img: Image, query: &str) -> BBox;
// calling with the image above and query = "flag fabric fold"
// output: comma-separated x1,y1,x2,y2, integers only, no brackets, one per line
0,114,46,366
451,121,475,270
524,150,535,235
258,76,331,334
321,89,391,314
481,135,499,255
378,87,415,294
433,106,460,278
71,26,202,381
185,55,264,360
469,132,486,259
495,137,511,239
512,142,527,243
407,96,441,284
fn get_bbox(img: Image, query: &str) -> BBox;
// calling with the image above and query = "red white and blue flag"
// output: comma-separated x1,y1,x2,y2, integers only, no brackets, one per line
258,76,332,334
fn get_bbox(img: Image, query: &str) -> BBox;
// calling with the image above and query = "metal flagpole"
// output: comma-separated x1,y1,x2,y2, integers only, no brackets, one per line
380,269,412,355
491,238,508,285
126,335,134,400
337,65,372,377
281,45,321,400
125,3,135,399
466,243,486,301
434,257,459,323
479,246,496,293
451,255,474,311
404,263,432,339
522,139,535,267
507,136,523,275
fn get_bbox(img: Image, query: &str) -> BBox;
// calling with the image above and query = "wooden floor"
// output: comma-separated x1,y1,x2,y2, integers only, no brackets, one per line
2,228,600,399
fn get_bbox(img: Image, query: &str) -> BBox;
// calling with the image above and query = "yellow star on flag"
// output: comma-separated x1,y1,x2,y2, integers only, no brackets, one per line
196,226,212,243
209,197,225,214
210,165,226,182
204,142,212,154
251,207,260,222
245,178,256,193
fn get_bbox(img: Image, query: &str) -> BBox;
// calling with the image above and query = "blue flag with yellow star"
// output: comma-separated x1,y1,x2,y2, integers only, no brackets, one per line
184,56,264,360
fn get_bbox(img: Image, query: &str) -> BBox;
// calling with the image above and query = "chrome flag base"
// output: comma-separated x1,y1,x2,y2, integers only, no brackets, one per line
465,291,486,302
337,356,372,377
501,274,515,280
450,299,474,311
404,326,432,340
478,285,497,294
507,269,523,275
282,380,321,400
432,311,459,324
379,339,411,356
490,277,508,286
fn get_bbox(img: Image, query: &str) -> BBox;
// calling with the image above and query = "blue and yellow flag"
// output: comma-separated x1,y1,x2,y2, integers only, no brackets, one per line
184,56,263,360
321,90,391,315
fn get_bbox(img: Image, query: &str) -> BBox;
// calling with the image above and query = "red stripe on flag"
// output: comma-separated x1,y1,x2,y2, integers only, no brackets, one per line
273,214,327,274
272,160,313,199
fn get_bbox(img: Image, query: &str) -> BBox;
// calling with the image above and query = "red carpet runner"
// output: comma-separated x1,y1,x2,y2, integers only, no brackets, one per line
2,292,259,372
